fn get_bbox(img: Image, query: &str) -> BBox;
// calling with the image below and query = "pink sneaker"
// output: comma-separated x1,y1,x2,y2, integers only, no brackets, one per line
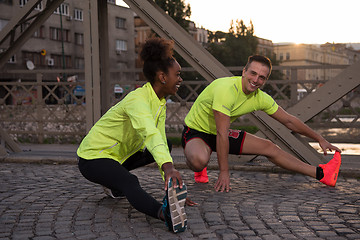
319,151,341,187
194,167,209,183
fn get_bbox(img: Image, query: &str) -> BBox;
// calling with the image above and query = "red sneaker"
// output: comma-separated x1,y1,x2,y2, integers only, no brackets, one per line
319,151,341,187
194,167,209,183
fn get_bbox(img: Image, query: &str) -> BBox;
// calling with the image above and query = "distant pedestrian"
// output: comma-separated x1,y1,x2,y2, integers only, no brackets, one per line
182,55,342,192
77,37,195,233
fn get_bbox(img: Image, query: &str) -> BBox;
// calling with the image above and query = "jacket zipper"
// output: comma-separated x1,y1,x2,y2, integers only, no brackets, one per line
99,142,118,153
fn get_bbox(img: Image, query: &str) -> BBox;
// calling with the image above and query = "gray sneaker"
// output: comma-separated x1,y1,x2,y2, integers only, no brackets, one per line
164,178,187,233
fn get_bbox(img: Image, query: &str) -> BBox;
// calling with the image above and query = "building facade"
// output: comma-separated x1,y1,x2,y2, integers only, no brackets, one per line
321,42,360,65
274,43,350,81
0,0,135,82
256,37,274,57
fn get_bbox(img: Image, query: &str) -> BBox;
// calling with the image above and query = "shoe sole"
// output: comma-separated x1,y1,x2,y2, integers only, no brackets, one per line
167,179,187,233
194,177,209,183
102,186,125,199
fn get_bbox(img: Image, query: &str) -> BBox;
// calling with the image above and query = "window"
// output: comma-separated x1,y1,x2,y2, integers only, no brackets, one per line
51,54,72,68
116,62,128,69
0,19,9,31
20,22,29,32
21,22,45,37
33,26,45,38
19,0,43,10
8,55,16,63
1,0,12,6
286,52,290,60
279,53,283,61
54,3,69,16
34,1,42,10
116,40,127,51
115,17,126,29
74,8,83,21
0,49,16,63
74,33,83,45
50,27,70,42
75,58,84,69
23,51,45,66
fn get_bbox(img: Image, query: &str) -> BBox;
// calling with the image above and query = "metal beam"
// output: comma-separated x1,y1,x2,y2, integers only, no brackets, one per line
123,0,231,81
83,0,102,132
256,62,360,163
0,126,22,154
0,0,64,152
98,0,111,114
0,0,41,45
0,0,65,69
287,61,360,122
123,0,327,165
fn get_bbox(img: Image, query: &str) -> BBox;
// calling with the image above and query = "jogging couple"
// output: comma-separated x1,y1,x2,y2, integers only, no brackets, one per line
77,37,341,233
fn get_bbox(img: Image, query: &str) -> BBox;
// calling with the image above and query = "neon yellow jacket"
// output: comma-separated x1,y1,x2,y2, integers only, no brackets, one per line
77,82,172,175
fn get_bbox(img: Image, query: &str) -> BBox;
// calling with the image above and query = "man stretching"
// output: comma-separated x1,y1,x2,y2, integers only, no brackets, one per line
182,55,341,192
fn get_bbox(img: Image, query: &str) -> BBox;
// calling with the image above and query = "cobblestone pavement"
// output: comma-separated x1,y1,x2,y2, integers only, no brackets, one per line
0,163,359,240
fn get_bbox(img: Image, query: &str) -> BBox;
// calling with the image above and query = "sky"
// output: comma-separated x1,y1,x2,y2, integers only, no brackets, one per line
184,0,360,45
117,0,360,46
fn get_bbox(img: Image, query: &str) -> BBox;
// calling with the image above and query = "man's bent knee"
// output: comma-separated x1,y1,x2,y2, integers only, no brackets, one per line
186,157,208,172
185,151,209,171
184,138,211,172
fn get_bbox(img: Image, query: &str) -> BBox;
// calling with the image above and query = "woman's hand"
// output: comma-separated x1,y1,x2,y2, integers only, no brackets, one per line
185,197,197,206
162,163,198,206
162,162,183,190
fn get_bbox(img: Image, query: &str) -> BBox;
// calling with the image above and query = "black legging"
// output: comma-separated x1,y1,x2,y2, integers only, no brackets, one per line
78,141,172,219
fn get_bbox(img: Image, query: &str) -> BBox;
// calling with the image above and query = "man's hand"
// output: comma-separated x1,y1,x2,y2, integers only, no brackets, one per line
214,170,231,192
319,139,342,155
162,162,183,190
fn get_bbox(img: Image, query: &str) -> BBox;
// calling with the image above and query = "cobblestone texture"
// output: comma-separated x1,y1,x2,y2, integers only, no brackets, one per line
0,163,359,240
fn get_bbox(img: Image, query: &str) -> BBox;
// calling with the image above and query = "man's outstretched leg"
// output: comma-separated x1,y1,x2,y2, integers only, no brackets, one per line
242,133,342,186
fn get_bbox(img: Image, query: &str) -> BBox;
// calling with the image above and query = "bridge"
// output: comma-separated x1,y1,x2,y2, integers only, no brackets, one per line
0,0,359,166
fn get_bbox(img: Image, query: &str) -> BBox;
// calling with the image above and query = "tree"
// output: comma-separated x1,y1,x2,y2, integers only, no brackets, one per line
155,0,191,30
208,31,227,43
207,19,258,70
206,20,282,82
153,0,204,101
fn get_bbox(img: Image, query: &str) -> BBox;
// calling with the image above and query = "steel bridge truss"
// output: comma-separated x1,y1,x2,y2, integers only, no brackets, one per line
1,0,359,164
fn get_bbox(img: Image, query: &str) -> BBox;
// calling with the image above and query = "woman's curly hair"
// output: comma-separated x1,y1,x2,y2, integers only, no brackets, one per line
140,38,175,84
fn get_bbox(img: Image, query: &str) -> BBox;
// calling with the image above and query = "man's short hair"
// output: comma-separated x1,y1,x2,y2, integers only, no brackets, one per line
245,55,272,78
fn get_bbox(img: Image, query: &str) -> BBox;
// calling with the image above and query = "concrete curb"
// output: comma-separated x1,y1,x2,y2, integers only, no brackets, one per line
0,155,77,165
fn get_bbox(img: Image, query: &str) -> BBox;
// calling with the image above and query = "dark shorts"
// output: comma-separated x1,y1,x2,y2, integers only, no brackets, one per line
181,125,247,155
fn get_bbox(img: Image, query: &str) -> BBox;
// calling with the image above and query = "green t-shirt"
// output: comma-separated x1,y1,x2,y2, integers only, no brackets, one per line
184,76,278,135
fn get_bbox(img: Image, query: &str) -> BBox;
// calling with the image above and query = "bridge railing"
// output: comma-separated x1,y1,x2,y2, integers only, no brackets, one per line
0,65,359,144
